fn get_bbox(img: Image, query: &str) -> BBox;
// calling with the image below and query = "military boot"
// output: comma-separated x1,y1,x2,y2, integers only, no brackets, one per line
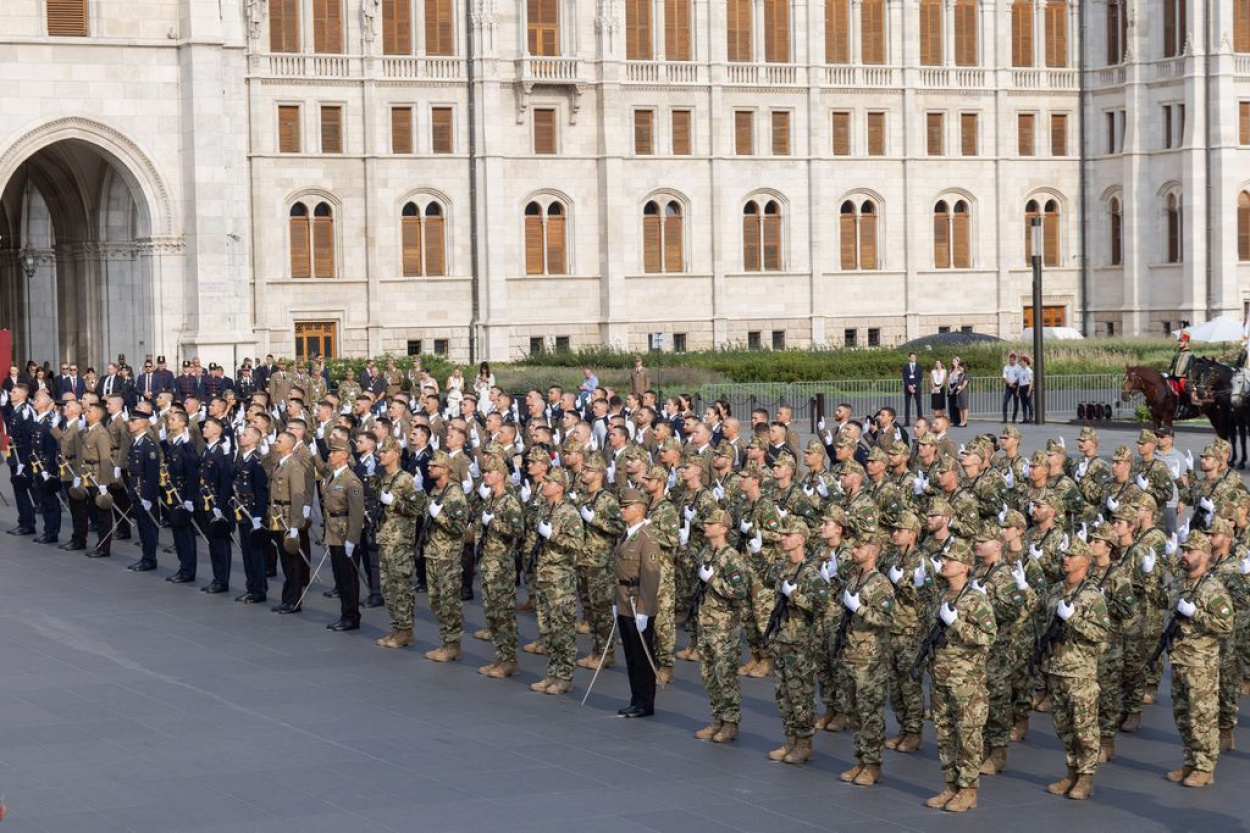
783,736,813,764
712,722,738,743
852,764,882,786
425,642,460,662
1182,769,1214,788
544,679,572,695
944,787,976,813
473,628,492,641
1220,728,1235,752
1067,774,1094,800
478,662,500,676
896,732,922,753
1010,717,1029,742
826,713,850,732
1047,768,1078,795
738,649,760,676
1143,684,1158,705
840,763,863,783
768,736,795,762
980,746,1007,775
884,733,904,750
1166,765,1193,783
748,654,773,678
695,720,723,741
657,666,673,685
575,653,599,669
486,660,519,678
376,630,399,647
1120,712,1141,733
522,640,547,655
1098,737,1116,763
575,619,590,635
530,677,553,692
815,708,836,730
924,783,958,809
675,646,699,662
1034,694,1051,713
1242,679,1250,697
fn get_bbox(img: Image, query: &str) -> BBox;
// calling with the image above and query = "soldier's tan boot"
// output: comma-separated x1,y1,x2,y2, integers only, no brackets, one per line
1098,737,1116,763
1143,684,1158,705
491,660,519,678
695,720,723,741
1034,694,1052,713
924,783,958,809
896,732,922,753
853,764,882,786
884,733,903,750
376,630,398,647
1242,680,1250,697
675,646,698,662
1166,765,1193,783
1010,717,1030,742
1067,774,1094,800
815,708,836,731
575,619,590,635
1047,768,1078,795
522,640,547,655
544,678,572,695
840,763,863,783
473,628,492,641
980,746,1007,775
657,666,673,685
783,736,813,764
738,650,760,676
516,598,534,612
424,642,460,662
529,677,553,692
768,736,795,762
826,713,850,732
1120,712,1141,733
944,787,976,813
1220,728,1235,752
575,654,598,669
390,629,414,648
712,722,738,743
748,654,773,678
1182,769,1214,788
478,662,500,676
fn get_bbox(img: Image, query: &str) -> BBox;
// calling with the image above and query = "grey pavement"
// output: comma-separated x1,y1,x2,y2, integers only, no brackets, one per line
0,418,1246,833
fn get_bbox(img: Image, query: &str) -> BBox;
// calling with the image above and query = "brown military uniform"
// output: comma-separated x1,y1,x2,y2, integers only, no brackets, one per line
270,452,310,608
614,520,664,713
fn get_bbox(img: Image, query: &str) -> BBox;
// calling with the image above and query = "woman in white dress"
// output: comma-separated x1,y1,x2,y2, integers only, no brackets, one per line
929,360,947,414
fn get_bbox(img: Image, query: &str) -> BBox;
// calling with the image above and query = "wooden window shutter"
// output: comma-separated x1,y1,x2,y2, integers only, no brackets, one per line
1241,102,1250,145
840,208,858,269
627,0,653,60
1024,203,1038,262
920,0,942,66
402,213,423,276
735,111,754,155
1167,199,1181,263
665,0,692,60
933,209,950,269
827,0,849,63
1043,205,1060,266
771,111,790,156
861,0,885,64
926,112,943,156
961,113,978,156
1012,0,1033,67
860,208,878,270
832,112,851,156
1237,0,1250,53
1164,0,1177,56
952,208,971,268
383,0,412,55
321,106,343,154
743,207,761,271
671,110,692,155
727,0,751,62
765,0,789,63
546,211,567,274
762,211,782,271
313,0,343,54
1018,113,1035,156
431,107,453,154
391,107,413,154
634,110,655,155
643,208,662,273
664,206,683,272
866,112,885,156
279,106,301,153
1237,193,1250,260
424,212,446,276
313,216,335,278
290,215,311,278
525,212,545,274
955,0,977,67
1046,0,1068,67
1051,114,1068,156
271,0,300,52
425,0,454,56
1110,201,1123,265
528,0,559,56
533,109,556,154
47,0,88,36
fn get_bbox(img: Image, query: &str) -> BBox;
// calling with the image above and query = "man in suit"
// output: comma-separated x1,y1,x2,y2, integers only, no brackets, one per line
151,355,176,395
614,488,663,718
100,362,125,400
60,364,86,400
901,352,924,427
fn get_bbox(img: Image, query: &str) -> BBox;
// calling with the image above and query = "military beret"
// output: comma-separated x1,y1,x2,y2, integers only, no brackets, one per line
1208,516,1235,537
822,505,850,528
866,446,889,465
892,511,921,532
660,437,683,453
582,454,606,473
1137,429,1158,446
999,424,1022,440
780,516,810,539
618,487,648,508
704,508,732,527
1111,505,1137,523
917,434,938,447
1030,449,1050,468
643,464,669,481
480,455,508,475
805,439,826,455
713,441,736,459
1045,439,1067,456
1064,537,1093,560
526,447,552,466
837,433,859,449
428,449,453,468
999,508,1027,529
1078,426,1099,442
945,538,975,566
1089,522,1117,543
740,461,766,480
1180,530,1210,551
890,440,911,457
927,497,953,517
771,454,797,471
1111,445,1133,462
932,455,957,475
840,460,865,478
1134,492,1157,512
1200,444,1219,458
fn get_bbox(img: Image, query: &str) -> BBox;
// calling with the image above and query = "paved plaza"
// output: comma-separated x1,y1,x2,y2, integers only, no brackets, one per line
0,420,1246,833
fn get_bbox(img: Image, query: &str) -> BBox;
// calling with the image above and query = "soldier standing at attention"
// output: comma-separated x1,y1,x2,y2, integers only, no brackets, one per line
881,510,934,754
232,425,270,603
972,530,1030,776
1206,517,1249,754
269,432,309,614
614,489,662,717
1088,519,1136,764
375,436,423,648
693,508,750,742
124,409,161,572
924,539,996,813
574,455,625,669
529,467,583,696
476,456,525,677
641,464,681,684
423,450,470,662
322,437,365,632
80,402,116,558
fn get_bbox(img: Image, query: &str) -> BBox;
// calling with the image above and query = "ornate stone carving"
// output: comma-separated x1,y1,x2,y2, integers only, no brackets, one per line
246,0,266,42
595,0,620,34
361,0,380,42
471,0,496,30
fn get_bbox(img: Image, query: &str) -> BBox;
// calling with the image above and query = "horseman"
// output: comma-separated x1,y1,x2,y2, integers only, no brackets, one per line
1166,331,1193,402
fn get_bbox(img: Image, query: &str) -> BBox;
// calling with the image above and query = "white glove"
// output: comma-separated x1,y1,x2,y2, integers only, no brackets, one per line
141,499,153,512
1106,496,1119,511
429,501,443,518
683,505,695,522
1004,468,1015,489
183,500,194,512
970,579,986,595
1239,552,1250,575
1135,473,1149,490
912,477,925,496
823,431,833,446
1029,543,1043,561
1141,551,1156,574
212,507,224,520
302,505,311,520
777,508,789,520
345,540,355,557
635,613,649,630
817,417,826,432
679,524,690,546
740,519,752,534
520,482,532,503
1185,449,1195,470
913,561,927,587
1060,534,1070,550
1170,462,1181,479
538,520,553,539
1177,597,1197,618
888,564,904,585
511,470,522,486
939,602,958,626
380,490,394,506
461,477,473,494
113,466,122,479
802,484,814,498
514,437,525,454
159,427,167,442
842,588,860,612
699,564,714,583
712,484,725,501
1199,496,1215,514
1076,459,1089,480
315,424,325,439
1076,522,1087,542
666,471,677,489
477,482,490,500
1178,520,1191,543
606,463,616,484
40,470,51,482
1021,459,1031,477
1027,501,1036,517
781,579,797,598
1165,533,1178,555
286,527,298,539
252,516,263,530
1011,560,1029,591
1057,599,1075,621
98,484,107,495
748,529,762,553
469,460,481,479
611,604,618,618
997,503,1009,524
580,504,595,522
816,480,829,498
481,510,494,526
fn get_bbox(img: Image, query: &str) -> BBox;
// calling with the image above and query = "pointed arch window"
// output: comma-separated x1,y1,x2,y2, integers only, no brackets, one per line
839,200,879,270
525,199,568,275
643,201,685,273
402,200,447,277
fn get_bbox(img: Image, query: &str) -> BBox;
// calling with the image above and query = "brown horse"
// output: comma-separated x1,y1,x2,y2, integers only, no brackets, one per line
1121,365,1177,430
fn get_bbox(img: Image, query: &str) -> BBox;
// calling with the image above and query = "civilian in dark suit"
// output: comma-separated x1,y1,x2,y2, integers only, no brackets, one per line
901,352,924,426
59,365,86,400
253,355,275,394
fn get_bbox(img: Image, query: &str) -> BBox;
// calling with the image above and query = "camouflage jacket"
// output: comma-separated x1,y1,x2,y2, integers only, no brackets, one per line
1189,468,1248,528
1123,534,1168,609
376,467,422,549
767,555,830,646
575,487,625,567
535,499,583,585
699,544,752,614
425,482,470,558
678,486,721,558
930,584,997,679
971,561,1029,641
1132,457,1175,521
480,489,525,563
1041,580,1110,677
1046,474,1085,527
1209,552,1250,634
1169,573,1235,667
1093,557,1138,636
740,494,783,573
773,483,820,534
878,543,935,634
1074,456,1114,508
840,567,894,666
1023,523,1067,586
646,496,681,559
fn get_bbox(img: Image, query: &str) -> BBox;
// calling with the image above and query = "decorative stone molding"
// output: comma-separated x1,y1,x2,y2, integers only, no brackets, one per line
246,0,266,43
471,0,496,30
595,0,621,34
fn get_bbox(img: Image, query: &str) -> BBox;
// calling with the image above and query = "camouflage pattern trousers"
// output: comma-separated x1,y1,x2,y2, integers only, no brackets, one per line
576,560,616,659
747,572,775,656
1173,662,1220,772
817,613,850,715
1240,618,1250,687
426,554,463,645
1048,673,1100,775
888,630,926,736
535,574,577,683
984,634,1019,748
1144,602,1164,689
1122,612,1154,715
848,656,889,765
1010,628,1035,724
1219,636,1242,731
379,543,416,631
654,557,675,668
481,554,518,663
1097,633,1126,738
697,608,744,724
932,667,988,788
773,638,818,739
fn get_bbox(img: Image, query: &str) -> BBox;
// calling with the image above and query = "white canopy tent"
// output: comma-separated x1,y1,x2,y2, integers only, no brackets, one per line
1021,326,1085,341
1172,316,1247,343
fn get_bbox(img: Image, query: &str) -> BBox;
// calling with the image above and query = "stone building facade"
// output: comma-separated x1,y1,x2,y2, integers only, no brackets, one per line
0,0,1248,367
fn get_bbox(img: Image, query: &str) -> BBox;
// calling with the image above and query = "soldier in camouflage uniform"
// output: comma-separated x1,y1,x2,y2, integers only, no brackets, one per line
887,440,918,512
1205,517,1249,754
838,461,877,535
375,436,424,649
772,455,820,534
836,531,895,786
529,467,584,695
923,539,996,814
1041,537,1109,801
880,510,934,753
423,450,471,662
641,464,681,683
1116,495,1168,731
1045,440,1084,528
738,461,784,677
1166,531,1236,787
1190,444,1249,532
675,455,720,661
1088,517,1137,763
998,508,1045,741
1133,430,1176,527
1133,493,1172,703
1073,427,1113,522
1102,445,1144,518
993,425,1028,510
693,509,752,743
477,456,526,678
574,455,625,669
800,440,838,513
518,448,552,620
766,517,829,765
955,444,1008,538
815,506,855,732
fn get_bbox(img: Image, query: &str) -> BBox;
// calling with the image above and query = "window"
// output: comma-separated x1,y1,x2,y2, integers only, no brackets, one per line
671,110,692,155
954,0,977,66
1240,102,1250,145
1025,199,1060,266
764,0,790,62
727,0,752,62
665,0,692,60
1107,0,1127,64
1241,192,1250,261
1050,114,1068,156
831,112,851,156
743,199,783,272
634,110,655,155
426,0,455,55
748,331,762,350
391,107,413,154
643,201,684,273
771,111,791,156
289,201,335,279
1018,113,1036,156
1022,306,1067,328
524,199,567,275
673,333,687,353
933,200,971,269
431,107,453,153
735,110,755,155
47,0,88,36
960,325,973,334
402,200,447,277
839,200,878,271
312,0,343,53
1163,0,1186,57
1045,0,1068,67
938,326,951,334
826,0,850,63
320,106,343,154
867,328,881,347
1012,0,1033,66
626,0,653,59
294,322,337,361
270,0,300,52
1106,111,1117,154
533,108,557,154
407,339,423,356
1238,0,1250,52
960,113,978,156
1163,105,1174,149
926,113,944,156
1166,193,1183,263
383,0,412,54
920,0,943,65
844,329,858,347
528,0,559,55
278,105,301,153
862,0,886,64
867,112,885,156
1110,197,1123,265
772,330,786,350
529,337,544,355
435,339,450,356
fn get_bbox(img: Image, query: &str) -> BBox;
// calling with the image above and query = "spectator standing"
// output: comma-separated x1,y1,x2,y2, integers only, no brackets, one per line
947,359,969,427
629,355,650,397
929,360,947,415
474,362,495,402
1001,352,1021,423
901,352,924,426
1017,356,1034,423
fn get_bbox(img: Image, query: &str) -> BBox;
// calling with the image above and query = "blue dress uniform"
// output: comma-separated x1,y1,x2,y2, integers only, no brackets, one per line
125,428,161,570
353,451,384,604
165,434,200,581
29,409,62,542
233,448,270,601
198,439,235,591
4,394,37,534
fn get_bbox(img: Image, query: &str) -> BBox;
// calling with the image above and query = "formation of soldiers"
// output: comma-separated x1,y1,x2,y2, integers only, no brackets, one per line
3,357,1249,814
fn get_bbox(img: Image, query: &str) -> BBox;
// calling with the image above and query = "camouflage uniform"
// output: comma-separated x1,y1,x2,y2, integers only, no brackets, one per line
1120,529,1168,720
576,484,625,659
1133,455,1175,527
1074,454,1113,523
815,537,855,719
697,543,752,725
534,489,584,684
1093,548,1137,740
768,536,830,741
1208,534,1248,734
740,489,784,653
676,482,720,643
377,466,424,632
480,485,525,663
1043,576,1110,776
645,488,681,668
839,564,895,766
880,539,934,740
1188,467,1248,532
973,558,1030,750
425,479,470,645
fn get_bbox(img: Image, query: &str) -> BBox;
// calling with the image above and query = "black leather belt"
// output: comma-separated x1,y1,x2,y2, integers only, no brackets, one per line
328,511,348,518
274,500,291,505
618,579,639,587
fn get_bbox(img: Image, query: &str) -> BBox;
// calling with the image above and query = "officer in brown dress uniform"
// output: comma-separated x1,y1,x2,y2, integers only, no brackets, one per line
614,488,663,718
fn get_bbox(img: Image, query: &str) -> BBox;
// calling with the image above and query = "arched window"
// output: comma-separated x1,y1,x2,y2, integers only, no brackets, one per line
920,0,943,65
954,0,977,67
826,0,849,63
401,199,447,277
290,201,335,279
1238,192,1250,261
626,0,653,60
524,198,567,275
312,202,335,278
290,202,310,278
743,199,782,272
933,201,950,269
1045,0,1068,67
1110,197,1123,265
764,0,790,62
1011,0,1033,67
934,199,971,269
861,0,885,64
839,200,879,270
643,200,685,273
1024,199,1040,264
1166,193,1183,263
1043,199,1061,266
